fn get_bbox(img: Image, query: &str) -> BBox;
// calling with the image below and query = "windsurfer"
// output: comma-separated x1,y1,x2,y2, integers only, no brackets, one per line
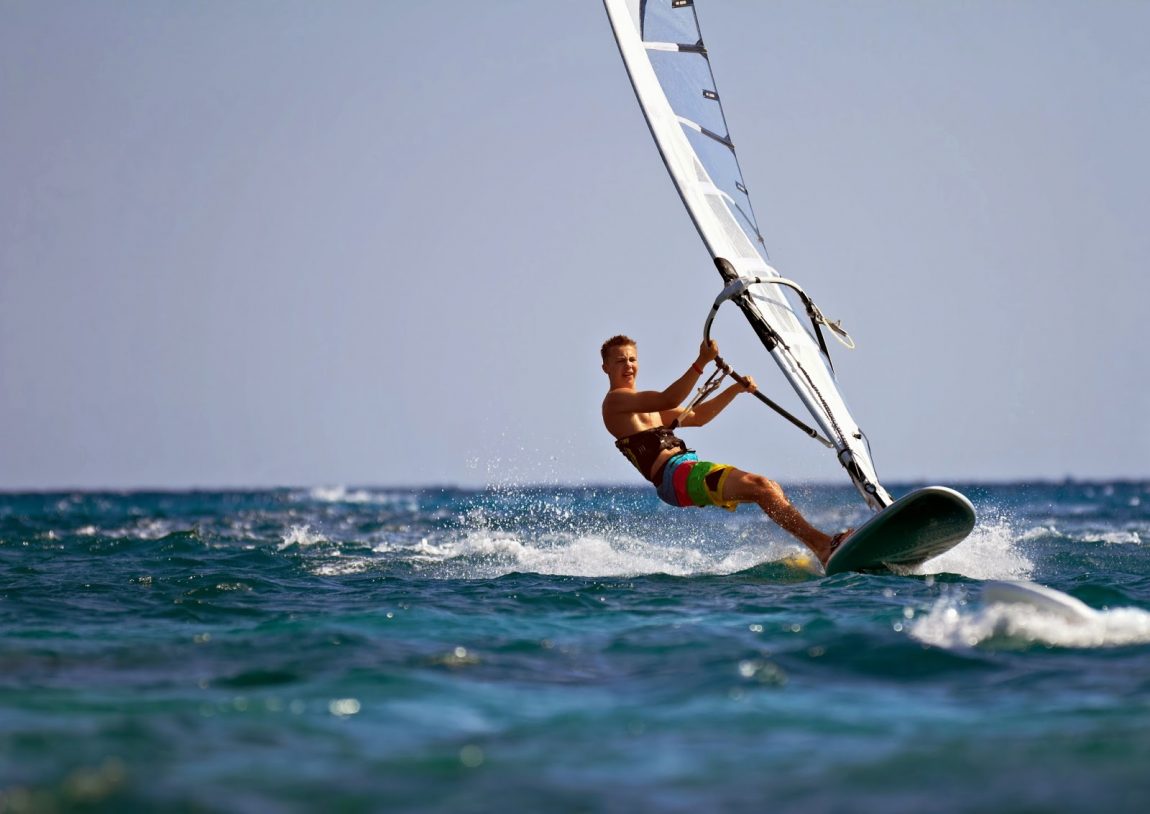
601,334,848,564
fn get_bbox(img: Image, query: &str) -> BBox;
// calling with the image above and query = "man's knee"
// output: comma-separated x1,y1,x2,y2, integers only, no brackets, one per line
747,473,783,500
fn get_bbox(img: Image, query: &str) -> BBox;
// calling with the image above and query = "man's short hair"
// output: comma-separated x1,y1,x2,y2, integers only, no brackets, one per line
600,334,636,362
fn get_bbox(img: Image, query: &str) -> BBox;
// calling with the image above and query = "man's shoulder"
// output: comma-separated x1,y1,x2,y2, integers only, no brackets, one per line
602,387,630,403
603,387,643,414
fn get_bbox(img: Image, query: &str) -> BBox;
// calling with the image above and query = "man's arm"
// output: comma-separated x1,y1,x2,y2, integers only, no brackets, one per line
672,378,755,427
604,367,701,414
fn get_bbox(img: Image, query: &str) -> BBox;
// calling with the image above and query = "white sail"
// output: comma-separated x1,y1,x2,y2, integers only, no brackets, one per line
604,0,893,511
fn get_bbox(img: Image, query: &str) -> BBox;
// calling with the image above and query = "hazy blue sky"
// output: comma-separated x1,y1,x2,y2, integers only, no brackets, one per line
2,1,1147,490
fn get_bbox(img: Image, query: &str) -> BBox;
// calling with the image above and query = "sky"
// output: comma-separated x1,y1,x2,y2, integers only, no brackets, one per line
2,1,1148,491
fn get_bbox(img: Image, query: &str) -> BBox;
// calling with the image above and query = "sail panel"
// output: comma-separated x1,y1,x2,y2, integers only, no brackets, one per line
638,3,699,43
647,49,723,136
604,0,892,509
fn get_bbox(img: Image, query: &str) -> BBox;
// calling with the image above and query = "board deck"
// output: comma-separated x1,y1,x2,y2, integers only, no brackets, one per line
824,486,976,575
981,580,1098,622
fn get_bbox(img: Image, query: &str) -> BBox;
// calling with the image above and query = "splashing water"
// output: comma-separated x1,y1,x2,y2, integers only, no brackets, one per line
917,513,1033,581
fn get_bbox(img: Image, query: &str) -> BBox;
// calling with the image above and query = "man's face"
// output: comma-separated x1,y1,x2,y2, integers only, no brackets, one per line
603,344,638,387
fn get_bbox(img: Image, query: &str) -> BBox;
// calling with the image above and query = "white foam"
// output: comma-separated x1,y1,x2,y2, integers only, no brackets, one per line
1082,530,1142,545
278,524,327,550
312,555,373,576
1018,524,1061,542
309,486,371,503
910,591,1150,650
392,529,799,579
305,486,419,510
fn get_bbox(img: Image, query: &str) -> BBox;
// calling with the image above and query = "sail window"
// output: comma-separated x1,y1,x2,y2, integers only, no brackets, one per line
706,194,759,260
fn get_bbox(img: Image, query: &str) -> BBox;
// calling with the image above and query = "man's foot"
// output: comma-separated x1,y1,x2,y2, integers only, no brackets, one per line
819,529,853,566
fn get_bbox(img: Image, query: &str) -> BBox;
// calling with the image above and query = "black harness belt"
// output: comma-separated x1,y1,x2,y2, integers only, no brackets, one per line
615,426,688,484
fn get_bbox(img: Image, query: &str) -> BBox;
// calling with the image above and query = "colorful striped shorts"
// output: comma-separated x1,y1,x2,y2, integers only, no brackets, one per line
655,452,739,511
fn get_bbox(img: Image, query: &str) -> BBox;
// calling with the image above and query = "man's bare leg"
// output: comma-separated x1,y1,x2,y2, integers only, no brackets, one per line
722,469,839,563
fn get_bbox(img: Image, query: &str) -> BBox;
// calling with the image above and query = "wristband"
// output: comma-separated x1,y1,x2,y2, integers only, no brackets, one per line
691,362,704,375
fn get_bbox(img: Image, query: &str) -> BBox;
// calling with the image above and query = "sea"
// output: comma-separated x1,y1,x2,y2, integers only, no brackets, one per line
2,481,1149,813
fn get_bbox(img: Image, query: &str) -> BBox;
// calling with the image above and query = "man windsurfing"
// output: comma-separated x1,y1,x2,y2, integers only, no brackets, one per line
601,334,848,565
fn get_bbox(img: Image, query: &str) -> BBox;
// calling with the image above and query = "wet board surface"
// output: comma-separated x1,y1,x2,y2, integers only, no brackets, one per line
824,486,976,575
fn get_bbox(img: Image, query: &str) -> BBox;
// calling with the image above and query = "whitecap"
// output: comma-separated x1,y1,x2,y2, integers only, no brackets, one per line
304,486,419,511
278,524,327,550
1081,530,1142,545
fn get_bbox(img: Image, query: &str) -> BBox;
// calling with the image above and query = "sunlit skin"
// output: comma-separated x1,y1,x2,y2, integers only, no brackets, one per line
601,340,842,564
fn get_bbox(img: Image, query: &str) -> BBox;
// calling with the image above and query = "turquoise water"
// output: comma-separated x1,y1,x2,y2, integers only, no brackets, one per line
2,482,1149,812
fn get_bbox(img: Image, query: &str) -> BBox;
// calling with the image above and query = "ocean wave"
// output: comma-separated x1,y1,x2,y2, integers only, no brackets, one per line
278,524,328,550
